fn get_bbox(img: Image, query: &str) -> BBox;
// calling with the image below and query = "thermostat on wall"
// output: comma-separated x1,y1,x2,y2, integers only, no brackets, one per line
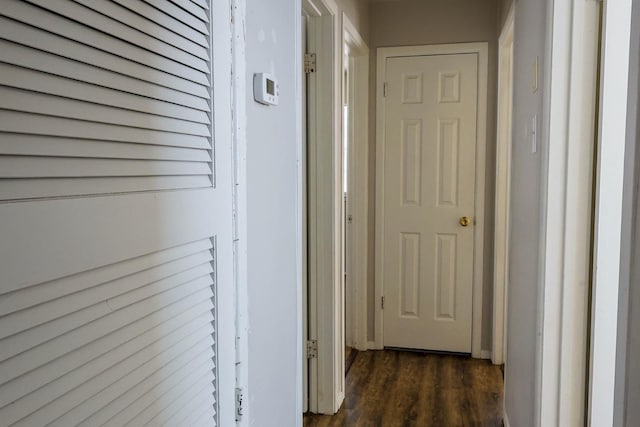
253,73,279,106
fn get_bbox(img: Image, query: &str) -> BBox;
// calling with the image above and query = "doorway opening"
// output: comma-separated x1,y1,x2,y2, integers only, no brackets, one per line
342,14,370,375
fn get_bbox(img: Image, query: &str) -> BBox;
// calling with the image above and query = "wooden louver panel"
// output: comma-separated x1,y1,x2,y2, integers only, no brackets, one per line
0,238,218,426
0,0,213,201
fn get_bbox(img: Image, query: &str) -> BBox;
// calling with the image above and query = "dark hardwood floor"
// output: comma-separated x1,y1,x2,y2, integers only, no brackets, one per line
304,349,503,427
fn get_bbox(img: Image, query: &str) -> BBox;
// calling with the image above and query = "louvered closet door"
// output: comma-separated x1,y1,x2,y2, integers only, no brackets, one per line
0,1,233,426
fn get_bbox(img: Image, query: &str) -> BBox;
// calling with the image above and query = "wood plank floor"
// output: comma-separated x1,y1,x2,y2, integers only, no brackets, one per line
304,350,503,427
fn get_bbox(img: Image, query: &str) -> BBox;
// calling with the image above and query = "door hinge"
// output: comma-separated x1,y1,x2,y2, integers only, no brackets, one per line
381,296,385,309
383,82,388,97
306,339,318,359
304,53,316,74
235,388,244,421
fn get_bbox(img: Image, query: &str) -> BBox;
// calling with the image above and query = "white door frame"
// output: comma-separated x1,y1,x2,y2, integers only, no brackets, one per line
301,6,309,416
588,0,633,425
536,0,600,425
492,4,514,366
342,13,369,352
304,0,343,415
212,1,236,425
612,2,640,426
374,43,488,358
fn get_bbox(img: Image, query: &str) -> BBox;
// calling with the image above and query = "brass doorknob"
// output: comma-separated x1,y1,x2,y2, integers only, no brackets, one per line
459,216,471,227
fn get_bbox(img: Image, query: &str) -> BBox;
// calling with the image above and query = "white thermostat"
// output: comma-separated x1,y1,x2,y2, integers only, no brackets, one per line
253,73,279,106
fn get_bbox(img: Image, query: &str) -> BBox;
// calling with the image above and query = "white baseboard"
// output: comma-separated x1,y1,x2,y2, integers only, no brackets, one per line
503,393,510,427
366,340,377,350
480,350,492,360
503,410,510,427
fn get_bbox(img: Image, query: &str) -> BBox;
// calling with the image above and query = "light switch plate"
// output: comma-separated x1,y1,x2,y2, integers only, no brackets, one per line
531,115,538,153
532,56,539,93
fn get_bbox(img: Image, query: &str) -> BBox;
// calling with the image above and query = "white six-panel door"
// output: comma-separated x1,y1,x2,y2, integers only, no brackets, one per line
0,1,234,425
382,53,478,353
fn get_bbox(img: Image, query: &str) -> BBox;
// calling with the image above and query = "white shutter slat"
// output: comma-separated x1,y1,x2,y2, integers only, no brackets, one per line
155,382,215,426
179,395,216,427
168,0,209,23
0,39,210,112
0,287,213,385
15,336,214,427
0,88,211,137
0,20,210,99
0,300,214,412
0,111,210,149
0,134,211,162
0,65,210,123
0,176,212,201
45,338,214,427
105,374,215,427
0,239,212,315
135,373,213,426
0,277,214,364
0,157,211,178
142,0,209,33
24,0,210,70
190,0,209,10
99,356,213,427
111,0,208,48
74,0,210,60
1,0,210,81
0,252,213,338
0,39,210,111
0,313,213,423
194,408,218,427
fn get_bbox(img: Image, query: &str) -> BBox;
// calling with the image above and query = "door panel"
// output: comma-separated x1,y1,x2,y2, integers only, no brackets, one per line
383,54,478,353
0,1,230,425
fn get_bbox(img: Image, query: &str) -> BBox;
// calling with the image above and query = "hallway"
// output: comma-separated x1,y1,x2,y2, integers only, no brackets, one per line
304,350,503,427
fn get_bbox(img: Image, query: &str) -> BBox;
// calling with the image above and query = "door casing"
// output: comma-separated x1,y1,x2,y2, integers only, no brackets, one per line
304,0,342,415
374,43,489,358
342,13,370,353
493,4,515,366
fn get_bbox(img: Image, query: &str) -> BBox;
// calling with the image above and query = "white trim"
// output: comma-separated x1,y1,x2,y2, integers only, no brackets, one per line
212,2,235,425
589,1,633,425
479,350,492,360
375,43,488,357
305,0,342,415
503,409,511,427
492,3,514,367
342,13,369,353
295,0,304,425
538,0,600,425
342,13,367,56
230,0,249,426
613,2,640,425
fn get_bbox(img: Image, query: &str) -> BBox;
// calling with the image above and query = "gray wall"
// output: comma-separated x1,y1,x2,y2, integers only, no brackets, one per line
503,0,549,425
244,0,301,425
618,0,640,424
338,0,370,44
368,0,500,352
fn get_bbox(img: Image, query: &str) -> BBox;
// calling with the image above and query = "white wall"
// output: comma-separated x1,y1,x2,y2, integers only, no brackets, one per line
503,0,549,425
241,0,302,425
